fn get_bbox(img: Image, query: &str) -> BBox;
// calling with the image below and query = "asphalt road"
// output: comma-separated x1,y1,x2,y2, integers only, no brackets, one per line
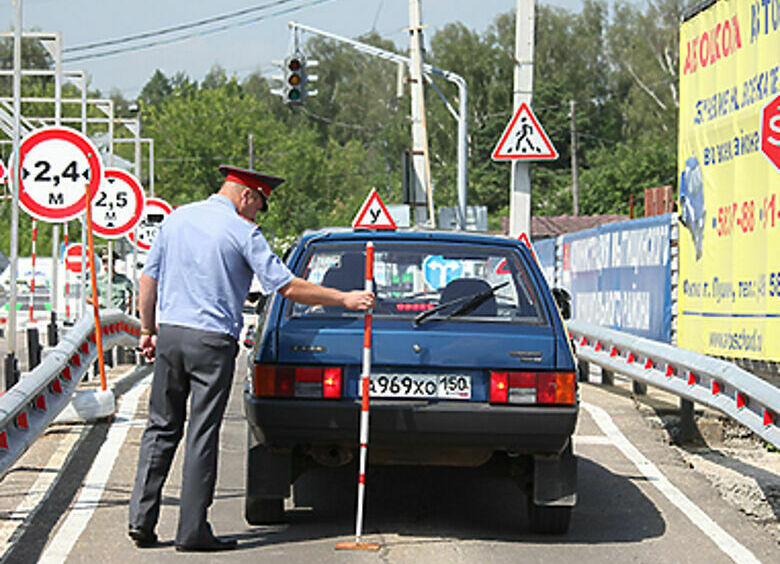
0,349,777,563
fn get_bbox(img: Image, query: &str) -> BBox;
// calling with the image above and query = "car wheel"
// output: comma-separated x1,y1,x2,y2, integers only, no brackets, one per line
526,499,572,534
246,497,284,525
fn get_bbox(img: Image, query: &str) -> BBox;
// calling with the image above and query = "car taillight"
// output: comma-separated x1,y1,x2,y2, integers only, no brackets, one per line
253,365,342,399
322,368,342,398
489,371,576,405
490,372,508,403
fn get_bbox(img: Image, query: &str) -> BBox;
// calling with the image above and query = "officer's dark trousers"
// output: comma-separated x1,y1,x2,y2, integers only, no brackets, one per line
128,324,238,545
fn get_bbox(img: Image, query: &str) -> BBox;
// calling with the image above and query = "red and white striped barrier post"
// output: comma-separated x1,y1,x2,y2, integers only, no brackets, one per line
29,219,37,323
336,241,380,551
63,231,70,322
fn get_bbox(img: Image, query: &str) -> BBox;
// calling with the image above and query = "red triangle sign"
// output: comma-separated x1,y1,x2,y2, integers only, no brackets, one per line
492,102,558,161
352,188,397,230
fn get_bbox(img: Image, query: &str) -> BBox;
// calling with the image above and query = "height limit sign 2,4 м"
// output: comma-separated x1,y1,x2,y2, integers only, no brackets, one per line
14,127,103,222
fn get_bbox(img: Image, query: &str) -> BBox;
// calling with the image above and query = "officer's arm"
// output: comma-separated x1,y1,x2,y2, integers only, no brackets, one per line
139,273,158,332
278,277,374,311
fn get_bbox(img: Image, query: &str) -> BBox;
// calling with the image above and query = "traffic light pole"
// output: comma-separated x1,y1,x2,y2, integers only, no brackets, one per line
287,21,469,230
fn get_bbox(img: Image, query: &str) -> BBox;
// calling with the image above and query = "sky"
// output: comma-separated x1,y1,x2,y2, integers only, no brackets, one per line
0,0,598,99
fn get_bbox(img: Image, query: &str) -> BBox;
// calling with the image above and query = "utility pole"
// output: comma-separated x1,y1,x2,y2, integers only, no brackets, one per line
248,133,255,169
508,0,535,237
408,0,435,227
570,99,579,216
5,0,22,389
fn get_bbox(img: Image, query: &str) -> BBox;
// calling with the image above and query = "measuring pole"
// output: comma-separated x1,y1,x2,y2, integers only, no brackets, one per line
335,241,380,552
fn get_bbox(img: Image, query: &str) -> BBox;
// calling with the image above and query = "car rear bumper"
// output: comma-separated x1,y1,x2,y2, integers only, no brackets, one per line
244,394,578,455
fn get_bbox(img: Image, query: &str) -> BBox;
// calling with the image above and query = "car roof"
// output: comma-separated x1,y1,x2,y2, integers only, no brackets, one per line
298,227,526,249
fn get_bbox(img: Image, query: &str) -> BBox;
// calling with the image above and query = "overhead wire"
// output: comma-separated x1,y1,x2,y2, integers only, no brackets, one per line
62,0,335,63
64,0,305,53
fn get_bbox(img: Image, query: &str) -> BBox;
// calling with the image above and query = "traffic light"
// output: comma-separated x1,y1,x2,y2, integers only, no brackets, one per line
271,54,318,106
285,56,305,104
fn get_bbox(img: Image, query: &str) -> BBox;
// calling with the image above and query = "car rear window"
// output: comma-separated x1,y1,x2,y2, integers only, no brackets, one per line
288,242,546,324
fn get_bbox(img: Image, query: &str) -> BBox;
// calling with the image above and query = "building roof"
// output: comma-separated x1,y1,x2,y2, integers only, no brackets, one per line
502,214,627,239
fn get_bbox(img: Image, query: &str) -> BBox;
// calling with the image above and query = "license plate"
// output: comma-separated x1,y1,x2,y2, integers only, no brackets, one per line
369,373,471,399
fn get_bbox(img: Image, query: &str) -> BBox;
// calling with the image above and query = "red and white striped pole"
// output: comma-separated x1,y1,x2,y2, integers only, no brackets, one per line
63,230,70,322
29,219,37,323
336,241,380,552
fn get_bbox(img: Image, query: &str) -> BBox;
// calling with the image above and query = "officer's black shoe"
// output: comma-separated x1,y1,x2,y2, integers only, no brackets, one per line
128,526,158,548
175,536,238,552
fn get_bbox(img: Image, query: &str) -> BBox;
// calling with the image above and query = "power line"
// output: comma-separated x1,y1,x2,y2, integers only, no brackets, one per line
62,0,335,63
64,0,304,53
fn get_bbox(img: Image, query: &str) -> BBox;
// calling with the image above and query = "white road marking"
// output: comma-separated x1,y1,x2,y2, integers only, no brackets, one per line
0,427,84,556
38,374,152,564
572,434,612,446
582,402,760,564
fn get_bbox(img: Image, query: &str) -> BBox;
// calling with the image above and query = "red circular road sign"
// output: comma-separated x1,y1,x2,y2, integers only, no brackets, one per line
90,168,145,239
127,197,173,251
15,127,103,222
64,243,100,274
0,159,6,184
761,94,780,173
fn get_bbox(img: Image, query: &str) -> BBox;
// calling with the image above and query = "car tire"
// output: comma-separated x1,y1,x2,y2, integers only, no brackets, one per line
245,497,284,525
526,500,572,534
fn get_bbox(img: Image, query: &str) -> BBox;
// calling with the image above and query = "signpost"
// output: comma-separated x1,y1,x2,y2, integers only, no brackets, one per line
89,168,145,239
127,197,172,251
15,127,103,222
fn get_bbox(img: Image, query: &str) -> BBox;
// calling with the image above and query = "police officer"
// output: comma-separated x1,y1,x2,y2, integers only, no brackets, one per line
128,165,374,552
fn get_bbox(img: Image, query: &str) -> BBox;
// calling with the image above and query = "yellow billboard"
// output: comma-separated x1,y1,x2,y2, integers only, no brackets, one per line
678,0,780,360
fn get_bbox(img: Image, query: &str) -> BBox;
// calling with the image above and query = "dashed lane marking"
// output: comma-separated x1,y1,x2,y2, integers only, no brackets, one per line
582,402,760,564
38,374,152,564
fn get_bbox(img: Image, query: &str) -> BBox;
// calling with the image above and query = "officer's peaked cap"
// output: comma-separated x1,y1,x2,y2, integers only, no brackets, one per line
219,164,285,212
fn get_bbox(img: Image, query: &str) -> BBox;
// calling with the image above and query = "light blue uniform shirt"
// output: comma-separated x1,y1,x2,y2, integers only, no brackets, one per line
143,194,294,339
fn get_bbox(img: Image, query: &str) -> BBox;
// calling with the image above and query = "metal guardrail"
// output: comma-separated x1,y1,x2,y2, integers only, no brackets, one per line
0,310,140,478
568,319,780,449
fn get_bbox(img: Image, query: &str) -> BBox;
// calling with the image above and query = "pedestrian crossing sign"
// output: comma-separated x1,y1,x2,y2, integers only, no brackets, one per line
492,102,558,161
352,188,397,230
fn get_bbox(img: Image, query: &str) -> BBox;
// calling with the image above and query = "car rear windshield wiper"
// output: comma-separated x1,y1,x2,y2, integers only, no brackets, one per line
413,281,509,326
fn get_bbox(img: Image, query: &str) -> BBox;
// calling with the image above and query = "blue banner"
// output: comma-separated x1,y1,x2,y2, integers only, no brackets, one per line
560,215,673,342
532,238,556,287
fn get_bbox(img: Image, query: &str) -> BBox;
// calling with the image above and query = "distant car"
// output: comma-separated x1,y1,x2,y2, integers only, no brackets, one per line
243,323,256,348
244,228,578,533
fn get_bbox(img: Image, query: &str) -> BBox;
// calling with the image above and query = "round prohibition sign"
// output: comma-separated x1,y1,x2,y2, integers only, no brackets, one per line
127,197,173,251
16,127,103,222
90,168,145,239
64,243,99,274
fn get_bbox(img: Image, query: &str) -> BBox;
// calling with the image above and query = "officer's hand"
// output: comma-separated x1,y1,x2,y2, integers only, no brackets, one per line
140,334,157,361
342,290,375,311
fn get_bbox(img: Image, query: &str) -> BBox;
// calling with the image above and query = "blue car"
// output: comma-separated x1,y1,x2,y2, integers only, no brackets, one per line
244,228,577,533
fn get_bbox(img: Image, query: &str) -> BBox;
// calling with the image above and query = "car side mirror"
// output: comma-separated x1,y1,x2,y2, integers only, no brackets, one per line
552,287,572,320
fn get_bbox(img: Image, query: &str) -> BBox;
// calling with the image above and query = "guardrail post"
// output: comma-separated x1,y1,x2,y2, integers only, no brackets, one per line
3,353,19,390
577,360,590,382
632,381,648,395
26,327,42,370
47,311,58,346
679,398,696,442
601,368,614,386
